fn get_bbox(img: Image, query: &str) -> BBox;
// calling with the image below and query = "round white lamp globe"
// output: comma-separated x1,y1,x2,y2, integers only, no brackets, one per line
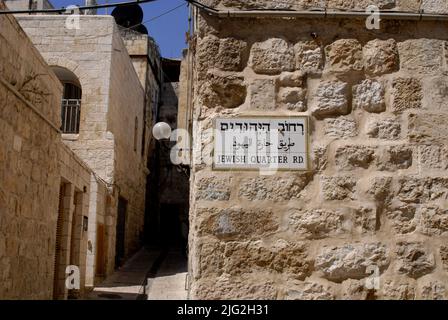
152,122,172,140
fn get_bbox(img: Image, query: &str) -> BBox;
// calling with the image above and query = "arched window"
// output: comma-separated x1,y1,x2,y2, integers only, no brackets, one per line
51,66,82,134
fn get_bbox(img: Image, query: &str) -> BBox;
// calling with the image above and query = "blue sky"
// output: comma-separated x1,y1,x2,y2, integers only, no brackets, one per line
51,0,189,58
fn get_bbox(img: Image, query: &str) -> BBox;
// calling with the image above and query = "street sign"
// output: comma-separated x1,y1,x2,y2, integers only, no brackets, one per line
213,116,309,171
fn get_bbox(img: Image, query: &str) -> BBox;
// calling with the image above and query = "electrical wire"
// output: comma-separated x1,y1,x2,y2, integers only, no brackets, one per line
0,0,189,186
29,1,187,45
0,0,157,14
88,1,186,41
145,2,187,23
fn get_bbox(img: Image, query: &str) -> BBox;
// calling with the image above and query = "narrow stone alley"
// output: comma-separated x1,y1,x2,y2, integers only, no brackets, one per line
86,248,188,300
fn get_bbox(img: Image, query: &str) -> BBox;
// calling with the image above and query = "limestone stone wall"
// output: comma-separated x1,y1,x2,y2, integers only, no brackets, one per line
5,0,54,11
201,0,448,13
0,4,63,299
108,25,148,257
16,15,150,262
189,4,448,299
16,15,117,183
121,30,162,163
57,143,92,299
85,175,114,287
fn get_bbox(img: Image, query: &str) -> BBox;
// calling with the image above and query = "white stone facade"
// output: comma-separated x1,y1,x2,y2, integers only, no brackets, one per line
15,15,152,269
0,3,110,299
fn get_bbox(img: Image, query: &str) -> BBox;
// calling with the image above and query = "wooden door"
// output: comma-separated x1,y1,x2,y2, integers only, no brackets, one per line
95,223,106,276
115,197,127,269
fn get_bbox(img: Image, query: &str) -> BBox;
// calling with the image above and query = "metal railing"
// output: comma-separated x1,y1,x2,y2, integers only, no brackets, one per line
61,99,81,134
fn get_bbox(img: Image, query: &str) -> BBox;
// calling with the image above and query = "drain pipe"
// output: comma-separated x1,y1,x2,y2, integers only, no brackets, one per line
187,0,448,21
217,10,448,21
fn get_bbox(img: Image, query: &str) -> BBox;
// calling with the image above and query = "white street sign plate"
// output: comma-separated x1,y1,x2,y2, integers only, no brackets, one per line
213,117,310,171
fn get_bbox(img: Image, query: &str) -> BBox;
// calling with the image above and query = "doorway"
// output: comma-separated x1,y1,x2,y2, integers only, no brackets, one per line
53,183,84,299
95,223,107,277
115,197,127,269
159,204,187,253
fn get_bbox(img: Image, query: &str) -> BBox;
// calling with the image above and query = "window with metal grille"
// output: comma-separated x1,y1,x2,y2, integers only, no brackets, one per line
61,83,82,134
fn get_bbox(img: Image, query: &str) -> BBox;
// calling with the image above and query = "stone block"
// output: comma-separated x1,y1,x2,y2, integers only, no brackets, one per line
396,0,421,11
408,113,448,144
215,37,248,71
396,177,429,203
424,177,448,201
391,78,422,113
422,0,448,13
352,79,385,113
366,118,401,140
324,39,363,74
201,72,247,109
238,174,311,201
278,71,304,87
277,87,307,111
195,239,225,278
352,206,377,234
363,39,399,76
220,0,326,10
418,206,448,236
439,246,448,271
398,39,444,74
380,279,416,300
324,117,357,138
294,41,323,74
419,281,447,300
250,78,276,110
311,80,349,118
341,279,373,300
191,275,278,300
387,204,417,234
422,76,448,111
321,176,357,200
196,207,279,240
221,0,295,9
395,242,435,278
315,243,389,282
197,0,220,8
195,36,220,77
288,208,345,239
327,0,395,9
249,38,294,75
195,176,232,201
419,145,448,170
335,145,375,170
430,179,448,200
224,240,312,280
285,282,335,300
377,145,413,171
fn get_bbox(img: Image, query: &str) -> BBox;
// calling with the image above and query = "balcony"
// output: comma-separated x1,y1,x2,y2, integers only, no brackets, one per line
61,99,81,134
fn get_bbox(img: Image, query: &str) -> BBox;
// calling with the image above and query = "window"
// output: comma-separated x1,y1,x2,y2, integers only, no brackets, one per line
61,83,82,134
51,66,82,134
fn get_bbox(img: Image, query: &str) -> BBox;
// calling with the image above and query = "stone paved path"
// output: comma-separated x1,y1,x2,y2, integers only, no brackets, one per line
85,247,188,300
146,249,188,300
85,247,161,300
